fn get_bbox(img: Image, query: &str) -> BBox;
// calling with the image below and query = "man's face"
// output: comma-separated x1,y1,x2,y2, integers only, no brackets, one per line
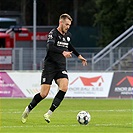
60,18,71,34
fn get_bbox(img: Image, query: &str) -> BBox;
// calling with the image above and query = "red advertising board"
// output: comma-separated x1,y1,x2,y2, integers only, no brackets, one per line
0,32,13,48
15,32,48,41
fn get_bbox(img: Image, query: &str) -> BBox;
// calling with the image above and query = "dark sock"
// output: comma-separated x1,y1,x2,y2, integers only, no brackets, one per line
28,93,44,110
50,90,66,112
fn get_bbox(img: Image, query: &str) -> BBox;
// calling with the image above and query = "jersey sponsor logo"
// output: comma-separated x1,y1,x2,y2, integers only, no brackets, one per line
62,71,68,75
57,41,68,48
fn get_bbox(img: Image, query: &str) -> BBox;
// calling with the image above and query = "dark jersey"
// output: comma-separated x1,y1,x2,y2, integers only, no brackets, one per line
44,28,80,72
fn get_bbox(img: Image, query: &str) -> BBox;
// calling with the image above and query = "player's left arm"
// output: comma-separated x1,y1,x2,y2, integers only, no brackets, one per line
78,55,87,66
68,43,87,66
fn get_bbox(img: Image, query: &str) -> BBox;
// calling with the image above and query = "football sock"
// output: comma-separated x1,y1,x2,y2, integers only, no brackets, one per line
47,110,53,116
28,93,44,111
49,90,66,112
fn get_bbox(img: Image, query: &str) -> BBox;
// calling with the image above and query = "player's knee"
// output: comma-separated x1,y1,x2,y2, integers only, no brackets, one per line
40,92,48,98
60,86,68,92
40,84,50,98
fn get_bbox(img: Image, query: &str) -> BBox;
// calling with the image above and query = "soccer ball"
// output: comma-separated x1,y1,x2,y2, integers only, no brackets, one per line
77,111,91,125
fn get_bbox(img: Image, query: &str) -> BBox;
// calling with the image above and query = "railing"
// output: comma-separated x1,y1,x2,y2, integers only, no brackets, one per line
106,48,133,71
92,25,133,71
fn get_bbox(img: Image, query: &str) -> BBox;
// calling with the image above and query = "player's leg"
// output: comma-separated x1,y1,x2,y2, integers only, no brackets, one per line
21,84,50,123
44,77,68,123
28,84,50,110
49,78,68,111
21,68,55,123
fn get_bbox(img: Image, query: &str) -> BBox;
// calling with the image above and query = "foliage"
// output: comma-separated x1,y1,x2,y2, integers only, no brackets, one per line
0,0,133,47
78,0,97,26
94,0,133,46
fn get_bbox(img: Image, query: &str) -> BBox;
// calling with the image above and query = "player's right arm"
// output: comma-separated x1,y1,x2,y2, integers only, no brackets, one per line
47,30,72,58
62,51,73,58
47,30,64,54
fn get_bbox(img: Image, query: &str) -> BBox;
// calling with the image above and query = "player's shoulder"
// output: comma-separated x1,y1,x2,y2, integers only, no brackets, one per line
47,28,58,40
49,28,58,35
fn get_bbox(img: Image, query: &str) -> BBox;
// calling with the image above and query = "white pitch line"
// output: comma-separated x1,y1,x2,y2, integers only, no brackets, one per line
58,109,133,112
89,109,133,112
1,123,132,128
0,109,132,114
0,111,21,114
1,124,78,128
95,122,132,127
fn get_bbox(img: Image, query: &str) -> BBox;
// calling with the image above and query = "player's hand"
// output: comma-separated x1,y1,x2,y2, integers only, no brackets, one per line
62,51,72,58
78,55,87,66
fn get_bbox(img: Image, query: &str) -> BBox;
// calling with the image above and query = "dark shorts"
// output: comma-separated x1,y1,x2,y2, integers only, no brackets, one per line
41,70,68,85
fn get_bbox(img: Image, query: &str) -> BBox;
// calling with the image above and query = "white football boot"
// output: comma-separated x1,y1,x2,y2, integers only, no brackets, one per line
21,106,30,123
44,113,51,123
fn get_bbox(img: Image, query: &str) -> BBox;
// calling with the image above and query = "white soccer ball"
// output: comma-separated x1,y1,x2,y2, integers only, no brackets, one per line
77,111,91,125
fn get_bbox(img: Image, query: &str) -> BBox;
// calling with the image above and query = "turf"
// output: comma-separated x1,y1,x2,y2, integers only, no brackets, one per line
0,98,132,133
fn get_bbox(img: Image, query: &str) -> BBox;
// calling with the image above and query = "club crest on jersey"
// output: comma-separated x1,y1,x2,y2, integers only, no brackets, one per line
67,37,70,42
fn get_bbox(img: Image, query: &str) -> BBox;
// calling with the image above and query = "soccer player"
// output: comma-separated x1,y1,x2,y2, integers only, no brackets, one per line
21,13,87,123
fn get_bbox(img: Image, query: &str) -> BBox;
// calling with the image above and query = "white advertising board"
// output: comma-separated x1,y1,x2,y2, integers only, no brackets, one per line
6,71,113,98
0,56,12,64
8,71,58,98
67,72,113,97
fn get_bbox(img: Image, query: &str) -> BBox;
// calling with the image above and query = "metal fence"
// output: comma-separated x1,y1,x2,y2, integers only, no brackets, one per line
14,47,101,71
0,47,132,71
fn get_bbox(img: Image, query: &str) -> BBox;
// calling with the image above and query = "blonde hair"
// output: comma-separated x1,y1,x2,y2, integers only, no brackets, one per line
59,13,72,21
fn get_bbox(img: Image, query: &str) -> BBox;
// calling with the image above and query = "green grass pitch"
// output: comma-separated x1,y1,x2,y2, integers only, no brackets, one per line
0,98,132,133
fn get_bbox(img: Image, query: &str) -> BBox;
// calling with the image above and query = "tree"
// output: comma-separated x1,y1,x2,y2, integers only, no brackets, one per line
0,0,20,10
78,0,97,26
94,0,133,47
21,0,27,25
